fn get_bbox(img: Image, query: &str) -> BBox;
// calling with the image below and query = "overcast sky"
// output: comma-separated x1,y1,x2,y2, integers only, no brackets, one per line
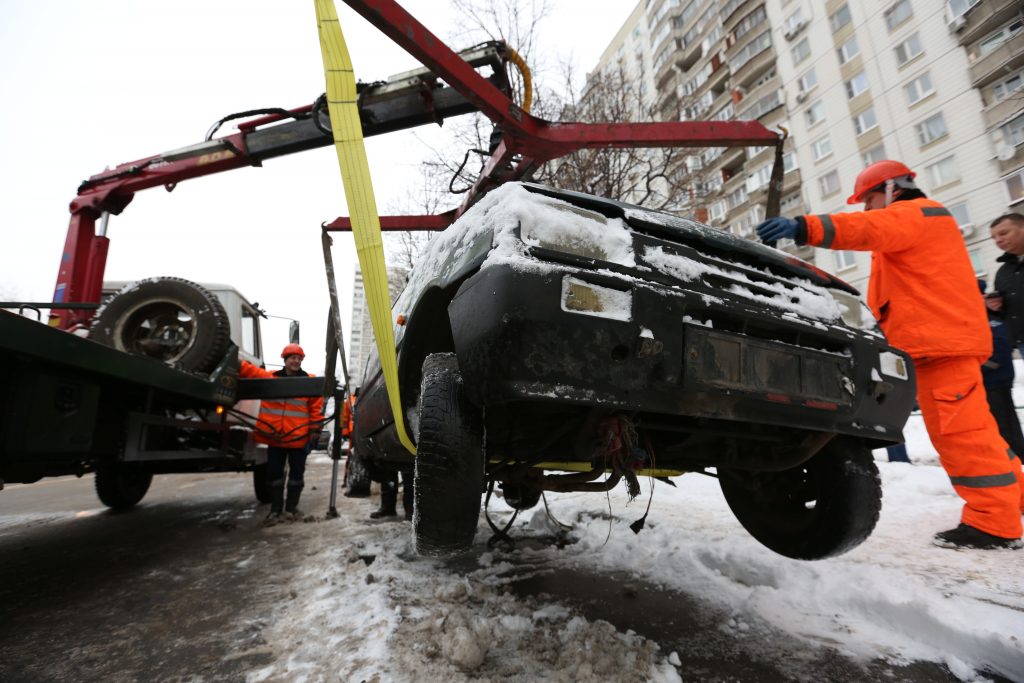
0,0,635,373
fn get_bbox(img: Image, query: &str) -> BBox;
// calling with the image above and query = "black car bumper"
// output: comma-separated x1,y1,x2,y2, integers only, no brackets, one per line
448,264,915,443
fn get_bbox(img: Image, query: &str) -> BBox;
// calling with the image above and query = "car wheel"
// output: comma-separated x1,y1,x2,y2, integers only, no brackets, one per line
413,353,484,556
95,466,153,510
718,436,881,560
252,463,271,504
90,277,230,374
500,483,542,511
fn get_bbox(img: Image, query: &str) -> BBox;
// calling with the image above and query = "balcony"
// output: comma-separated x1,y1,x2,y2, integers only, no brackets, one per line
969,30,1024,87
957,0,1022,45
655,44,679,89
996,139,1024,176
983,93,1024,129
708,145,745,175
731,46,776,91
677,30,704,71
720,0,760,30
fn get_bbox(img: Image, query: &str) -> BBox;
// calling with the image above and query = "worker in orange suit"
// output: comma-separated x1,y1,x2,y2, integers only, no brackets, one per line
757,160,1023,550
240,343,324,521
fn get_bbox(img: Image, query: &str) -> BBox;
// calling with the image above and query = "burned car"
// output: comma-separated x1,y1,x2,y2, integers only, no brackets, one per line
353,182,915,560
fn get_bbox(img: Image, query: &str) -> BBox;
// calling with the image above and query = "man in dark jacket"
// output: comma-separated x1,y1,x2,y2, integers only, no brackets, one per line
988,213,1024,353
979,278,1024,458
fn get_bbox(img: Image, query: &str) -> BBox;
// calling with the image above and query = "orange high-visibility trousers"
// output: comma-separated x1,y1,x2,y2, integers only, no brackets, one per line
915,356,1023,539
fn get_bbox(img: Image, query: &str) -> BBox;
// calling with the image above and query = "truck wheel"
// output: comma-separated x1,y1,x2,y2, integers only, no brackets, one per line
718,437,881,560
95,467,153,511
344,449,372,496
90,277,230,374
413,353,484,556
252,463,271,504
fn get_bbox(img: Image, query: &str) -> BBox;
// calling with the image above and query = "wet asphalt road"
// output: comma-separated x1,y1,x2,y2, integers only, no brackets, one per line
0,463,993,683
0,468,297,682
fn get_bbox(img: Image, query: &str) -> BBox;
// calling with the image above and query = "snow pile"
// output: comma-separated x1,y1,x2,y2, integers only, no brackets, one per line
245,418,1024,682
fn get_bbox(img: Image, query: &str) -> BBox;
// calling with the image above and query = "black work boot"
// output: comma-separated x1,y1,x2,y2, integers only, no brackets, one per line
933,524,1023,550
285,485,303,516
369,506,398,519
269,479,285,516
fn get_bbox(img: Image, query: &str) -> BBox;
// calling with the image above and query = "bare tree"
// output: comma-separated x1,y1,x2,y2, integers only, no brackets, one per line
412,0,704,218
534,62,694,214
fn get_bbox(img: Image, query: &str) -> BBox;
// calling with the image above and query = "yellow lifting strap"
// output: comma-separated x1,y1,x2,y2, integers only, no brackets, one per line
314,0,416,454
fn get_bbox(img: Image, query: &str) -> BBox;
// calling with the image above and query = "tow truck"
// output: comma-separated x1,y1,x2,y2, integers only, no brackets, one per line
5,0,890,541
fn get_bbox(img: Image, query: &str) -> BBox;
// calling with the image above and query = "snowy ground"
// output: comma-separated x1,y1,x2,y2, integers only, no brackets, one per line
239,405,1024,683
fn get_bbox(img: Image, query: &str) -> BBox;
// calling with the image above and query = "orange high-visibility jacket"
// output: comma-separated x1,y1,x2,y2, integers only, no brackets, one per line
800,197,990,360
341,394,355,438
239,361,325,448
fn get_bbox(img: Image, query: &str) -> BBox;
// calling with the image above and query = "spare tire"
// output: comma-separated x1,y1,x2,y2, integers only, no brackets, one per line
90,277,231,374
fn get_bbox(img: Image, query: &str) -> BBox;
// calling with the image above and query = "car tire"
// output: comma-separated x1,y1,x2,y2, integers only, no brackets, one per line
718,436,881,560
252,463,271,504
413,353,484,556
95,466,153,511
90,277,231,374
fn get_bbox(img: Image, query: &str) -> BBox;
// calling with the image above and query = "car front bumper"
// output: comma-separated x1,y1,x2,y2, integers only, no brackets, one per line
448,263,915,443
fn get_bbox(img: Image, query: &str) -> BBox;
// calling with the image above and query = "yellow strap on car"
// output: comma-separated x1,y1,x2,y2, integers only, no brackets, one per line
314,0,416,455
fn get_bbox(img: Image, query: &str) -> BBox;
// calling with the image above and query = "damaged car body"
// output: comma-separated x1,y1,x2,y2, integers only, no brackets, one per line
353,182,915,560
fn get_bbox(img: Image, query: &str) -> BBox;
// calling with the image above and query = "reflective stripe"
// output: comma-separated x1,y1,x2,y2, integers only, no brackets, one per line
817,215,836,248
279,398,308,408
921,207,951,218
261,406,310,418
949,472,1018,488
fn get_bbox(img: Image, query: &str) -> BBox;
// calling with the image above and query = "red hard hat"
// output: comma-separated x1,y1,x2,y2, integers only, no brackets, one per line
281,343,305,359
847,160,916,205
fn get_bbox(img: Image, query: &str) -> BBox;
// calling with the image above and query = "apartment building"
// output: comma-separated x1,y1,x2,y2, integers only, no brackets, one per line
348,265,411,384
591,0,1023,290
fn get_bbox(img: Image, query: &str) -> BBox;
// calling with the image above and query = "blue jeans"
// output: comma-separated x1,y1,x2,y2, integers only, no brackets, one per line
886,444,911,463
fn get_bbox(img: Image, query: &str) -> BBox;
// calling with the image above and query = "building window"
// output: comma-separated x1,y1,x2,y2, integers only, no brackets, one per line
785,8,806,35
812,135,833,161
947,0,980,21
791,38,811,66
819,170,841,198
948,202,972,234
853,107,878,135
894,33,923,66
735,6,768,41
830,4,852,33
730,30,773,72
904,72,935,105
1003,113,1024,147
837,36,860,64
805,100,825,127
885,0,913,31
926,155,960,187
862,144,886,166
709,200,726,222
797,68,817,94
915,112,948,145
834,251,857,271
1006,168,1024,204
845,71,869,99
992,70,1024,102
781,192,803,213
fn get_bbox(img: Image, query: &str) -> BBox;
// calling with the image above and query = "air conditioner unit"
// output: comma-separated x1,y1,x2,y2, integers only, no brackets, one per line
949,16,967,33
784,20,806,41
795,91,809,104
